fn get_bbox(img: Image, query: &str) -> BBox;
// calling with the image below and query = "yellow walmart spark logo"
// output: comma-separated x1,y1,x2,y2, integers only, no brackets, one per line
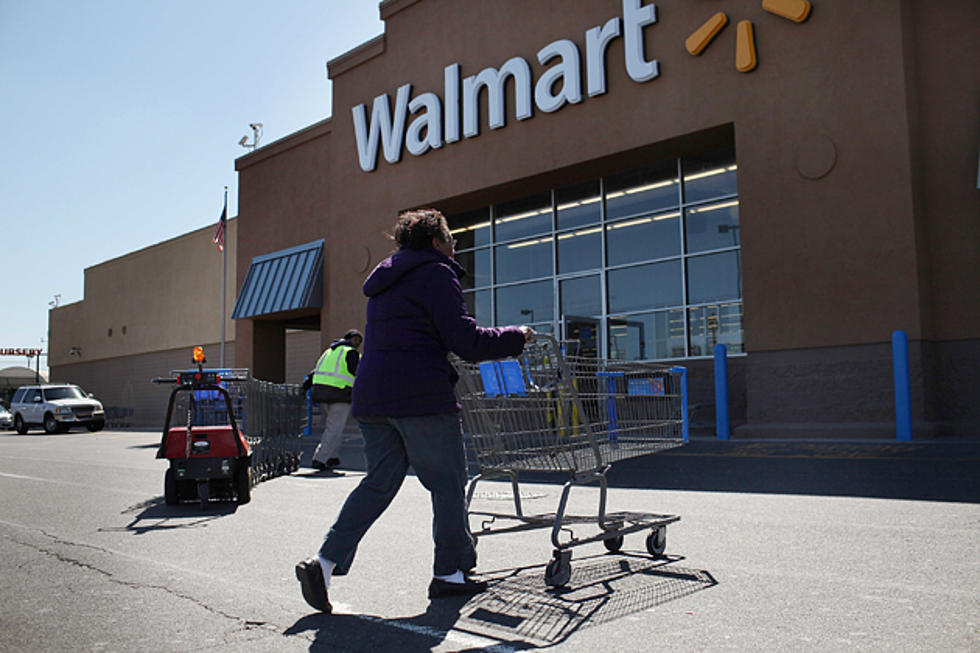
686,0,812,72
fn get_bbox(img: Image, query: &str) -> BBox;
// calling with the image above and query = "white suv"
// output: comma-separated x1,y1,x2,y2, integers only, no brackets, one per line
10,384,106,434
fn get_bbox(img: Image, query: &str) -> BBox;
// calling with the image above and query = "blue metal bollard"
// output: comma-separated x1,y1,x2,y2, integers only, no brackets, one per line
892,330,912,441
714,344,730,440
304,389,313,436
670,366,689,442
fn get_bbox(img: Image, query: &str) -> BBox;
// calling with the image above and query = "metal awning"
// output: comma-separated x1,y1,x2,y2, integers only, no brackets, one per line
231,239,324,319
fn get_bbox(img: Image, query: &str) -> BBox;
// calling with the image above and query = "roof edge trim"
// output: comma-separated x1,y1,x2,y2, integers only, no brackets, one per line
380,0,421,21
327,34,386,79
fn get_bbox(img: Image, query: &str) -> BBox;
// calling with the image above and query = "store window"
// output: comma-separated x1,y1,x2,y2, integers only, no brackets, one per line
557,226,602,274
606,160,679,220
556,181,601,230
606,210,681,266
495,236,553,284
451,142,743,360
607,261,683,313
494,193,551,242
495,280,553,326
455,247,491,290
608,309,686,360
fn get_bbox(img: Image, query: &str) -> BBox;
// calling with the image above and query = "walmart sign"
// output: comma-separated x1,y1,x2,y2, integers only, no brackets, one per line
353,0,660,172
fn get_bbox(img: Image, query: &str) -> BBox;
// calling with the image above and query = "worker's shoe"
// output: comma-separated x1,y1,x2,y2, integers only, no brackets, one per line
428,576,487,599
326,457,341,468
311,460,328,471
295,558,332,613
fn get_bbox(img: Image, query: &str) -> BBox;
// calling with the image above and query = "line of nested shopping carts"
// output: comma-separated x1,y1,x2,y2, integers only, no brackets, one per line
451,334,688,587
165,370,305,483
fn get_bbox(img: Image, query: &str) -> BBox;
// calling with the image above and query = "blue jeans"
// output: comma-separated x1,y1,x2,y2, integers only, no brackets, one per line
318,413,476,577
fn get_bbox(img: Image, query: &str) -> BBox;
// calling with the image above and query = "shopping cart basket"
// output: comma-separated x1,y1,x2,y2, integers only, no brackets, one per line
452,334,687,586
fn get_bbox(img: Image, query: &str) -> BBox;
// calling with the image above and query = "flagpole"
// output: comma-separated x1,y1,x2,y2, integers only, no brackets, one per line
220,186,228,368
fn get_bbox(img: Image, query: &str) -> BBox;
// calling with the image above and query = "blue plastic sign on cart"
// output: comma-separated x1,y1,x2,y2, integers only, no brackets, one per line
628,377,665,396
479,360,528,397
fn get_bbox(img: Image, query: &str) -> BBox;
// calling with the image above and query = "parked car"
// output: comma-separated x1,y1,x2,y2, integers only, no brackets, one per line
9,384,106,434
0,404,12,429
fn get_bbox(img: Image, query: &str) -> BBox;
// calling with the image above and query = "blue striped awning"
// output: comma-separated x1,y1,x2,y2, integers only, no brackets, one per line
231,239,324,319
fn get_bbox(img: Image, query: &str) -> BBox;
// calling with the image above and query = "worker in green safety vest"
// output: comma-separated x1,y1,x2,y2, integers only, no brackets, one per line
309,329,363,471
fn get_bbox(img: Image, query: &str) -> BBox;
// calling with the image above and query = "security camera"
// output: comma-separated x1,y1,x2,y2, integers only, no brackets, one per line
249,123,263,130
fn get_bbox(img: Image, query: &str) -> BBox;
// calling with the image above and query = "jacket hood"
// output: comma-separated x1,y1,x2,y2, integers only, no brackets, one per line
362,246,465,298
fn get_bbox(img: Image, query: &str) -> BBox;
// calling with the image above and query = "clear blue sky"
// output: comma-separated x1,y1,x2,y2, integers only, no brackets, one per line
0,0,383,375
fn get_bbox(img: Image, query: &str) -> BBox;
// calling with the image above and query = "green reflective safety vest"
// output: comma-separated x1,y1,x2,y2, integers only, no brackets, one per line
312,345,355,389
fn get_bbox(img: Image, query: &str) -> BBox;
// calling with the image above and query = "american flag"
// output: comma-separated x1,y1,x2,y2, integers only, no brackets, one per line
213,201,227,251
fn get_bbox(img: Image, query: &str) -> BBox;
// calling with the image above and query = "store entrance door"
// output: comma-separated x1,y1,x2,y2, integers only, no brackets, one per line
563,316,600,358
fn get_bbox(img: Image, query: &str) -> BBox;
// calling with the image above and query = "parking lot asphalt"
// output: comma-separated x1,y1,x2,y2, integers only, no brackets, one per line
0,428,977,651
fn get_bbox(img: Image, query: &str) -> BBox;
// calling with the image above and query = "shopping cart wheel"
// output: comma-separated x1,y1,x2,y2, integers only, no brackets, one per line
545,550,572,587
603,535,624,552
646,526,667,557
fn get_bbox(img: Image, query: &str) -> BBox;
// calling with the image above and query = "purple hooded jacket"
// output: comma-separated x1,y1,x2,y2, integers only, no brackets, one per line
351,246,526,418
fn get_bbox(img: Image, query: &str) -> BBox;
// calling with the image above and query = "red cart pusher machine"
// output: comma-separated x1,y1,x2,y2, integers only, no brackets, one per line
154,347,252,507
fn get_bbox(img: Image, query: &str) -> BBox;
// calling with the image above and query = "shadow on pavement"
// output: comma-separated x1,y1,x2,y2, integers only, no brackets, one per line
456,553,716,648
309,434,980,503
100,497,238,535
285,553,716,651
601,439,980,503
287,595,471,652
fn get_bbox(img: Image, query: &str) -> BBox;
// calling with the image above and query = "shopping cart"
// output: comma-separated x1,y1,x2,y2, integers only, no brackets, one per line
452,334,687,586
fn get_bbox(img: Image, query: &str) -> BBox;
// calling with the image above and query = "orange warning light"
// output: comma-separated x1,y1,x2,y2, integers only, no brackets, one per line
192,346,206,363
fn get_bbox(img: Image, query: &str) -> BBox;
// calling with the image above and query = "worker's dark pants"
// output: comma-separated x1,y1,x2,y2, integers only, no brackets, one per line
318,413,476,577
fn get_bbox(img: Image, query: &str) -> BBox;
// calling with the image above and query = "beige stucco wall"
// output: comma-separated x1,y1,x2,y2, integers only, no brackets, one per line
49,219,238,369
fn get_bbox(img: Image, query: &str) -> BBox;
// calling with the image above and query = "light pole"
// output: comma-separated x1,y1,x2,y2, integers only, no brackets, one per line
520,308,534,323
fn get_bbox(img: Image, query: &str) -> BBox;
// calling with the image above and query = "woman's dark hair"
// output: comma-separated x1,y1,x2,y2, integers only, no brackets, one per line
392,208,452,250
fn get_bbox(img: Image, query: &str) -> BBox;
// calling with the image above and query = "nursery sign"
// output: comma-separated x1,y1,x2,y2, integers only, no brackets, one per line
0,348,43,357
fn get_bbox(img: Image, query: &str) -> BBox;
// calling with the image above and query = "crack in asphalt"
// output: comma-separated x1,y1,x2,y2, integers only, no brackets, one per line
3,528,284,641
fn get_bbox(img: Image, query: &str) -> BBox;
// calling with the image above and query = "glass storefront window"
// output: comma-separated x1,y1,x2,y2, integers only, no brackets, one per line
556,181,601,230
687,251,741,304
444,141,742,360
494,193,552,242
687,301,743,356
557,226,602,274
495,280,553,326
560,275,601,318
608,309,686,361
495,236,553,284
685,200,739,253
683,146,737,203
606,210,681,266
560,274,602,356
607,260,682,313
463,289,492,325
605,161,678,221
565,317,602,358
455,247,491,290
449,207,491,249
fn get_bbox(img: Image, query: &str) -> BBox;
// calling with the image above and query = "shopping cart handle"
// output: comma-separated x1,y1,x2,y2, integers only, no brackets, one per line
528,332,560,347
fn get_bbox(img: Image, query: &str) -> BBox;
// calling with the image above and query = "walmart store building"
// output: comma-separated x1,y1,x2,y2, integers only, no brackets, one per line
50,0,980,436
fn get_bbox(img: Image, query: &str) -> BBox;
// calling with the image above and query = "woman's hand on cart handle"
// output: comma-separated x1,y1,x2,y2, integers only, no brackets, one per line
519,325,536,342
